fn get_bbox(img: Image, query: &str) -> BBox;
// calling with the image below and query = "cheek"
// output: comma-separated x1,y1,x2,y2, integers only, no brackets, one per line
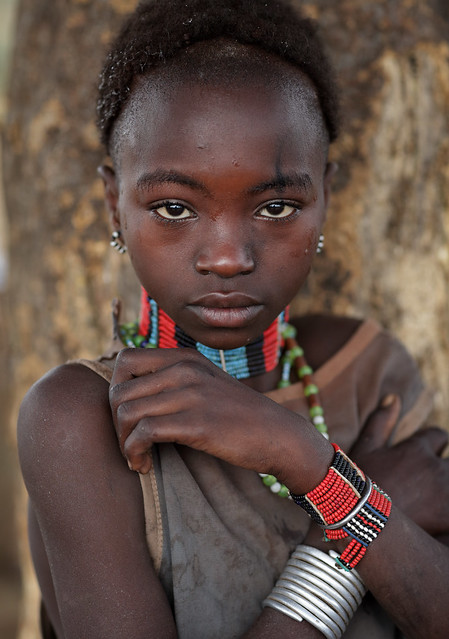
288,228,317,259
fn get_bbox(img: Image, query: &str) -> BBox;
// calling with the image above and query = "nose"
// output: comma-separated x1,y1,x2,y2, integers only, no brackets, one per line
195,222,255,278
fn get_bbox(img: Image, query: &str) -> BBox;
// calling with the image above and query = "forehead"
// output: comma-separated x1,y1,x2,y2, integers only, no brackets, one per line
114,72,327,180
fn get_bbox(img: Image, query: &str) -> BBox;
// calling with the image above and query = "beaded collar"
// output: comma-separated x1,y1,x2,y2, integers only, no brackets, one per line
119,288,328,497
120,288,286,380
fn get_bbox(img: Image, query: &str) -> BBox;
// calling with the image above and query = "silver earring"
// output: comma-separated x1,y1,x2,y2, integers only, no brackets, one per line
110,230,127,254
316,234,324,254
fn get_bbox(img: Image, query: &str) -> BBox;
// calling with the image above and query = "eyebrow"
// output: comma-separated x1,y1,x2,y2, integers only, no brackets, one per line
135,168,314,197
136,170,208,194
248,172,314,195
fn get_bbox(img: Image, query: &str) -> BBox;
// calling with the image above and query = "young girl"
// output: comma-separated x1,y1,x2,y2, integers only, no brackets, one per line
18,1,449,638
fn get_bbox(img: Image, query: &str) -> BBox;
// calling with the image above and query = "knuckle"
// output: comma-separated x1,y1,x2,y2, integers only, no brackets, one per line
116,401,134,425
108,383,120,406
171,360,202,384
124,438,141,458
115,347,135,366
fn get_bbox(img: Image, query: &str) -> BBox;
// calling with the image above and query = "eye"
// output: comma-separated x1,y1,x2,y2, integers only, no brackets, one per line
257,201,299,219
152,201,194,220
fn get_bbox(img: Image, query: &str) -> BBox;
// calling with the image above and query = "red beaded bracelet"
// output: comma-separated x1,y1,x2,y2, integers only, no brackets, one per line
290,444,392,570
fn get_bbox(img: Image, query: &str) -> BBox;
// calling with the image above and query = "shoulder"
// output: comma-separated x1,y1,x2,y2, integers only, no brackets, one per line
290,313,363,370
17,361,123,493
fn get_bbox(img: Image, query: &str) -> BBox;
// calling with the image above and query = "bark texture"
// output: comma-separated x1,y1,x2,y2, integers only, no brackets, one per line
297,0,449,421
2,0,449,637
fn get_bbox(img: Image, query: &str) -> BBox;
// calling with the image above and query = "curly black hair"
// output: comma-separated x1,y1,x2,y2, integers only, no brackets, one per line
97,0,340,154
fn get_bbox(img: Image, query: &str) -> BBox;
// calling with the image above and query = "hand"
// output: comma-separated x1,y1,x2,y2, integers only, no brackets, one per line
350,396,449,537
109,348,332,491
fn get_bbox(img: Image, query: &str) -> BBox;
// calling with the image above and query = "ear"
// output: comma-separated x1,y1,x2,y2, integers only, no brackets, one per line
323,161,338,214
98,165,120,228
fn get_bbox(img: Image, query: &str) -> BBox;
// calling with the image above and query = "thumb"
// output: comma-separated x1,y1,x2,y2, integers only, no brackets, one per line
350,394,402,457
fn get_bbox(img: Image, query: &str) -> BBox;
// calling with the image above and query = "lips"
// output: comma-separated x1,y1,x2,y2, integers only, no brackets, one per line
188,292,263,328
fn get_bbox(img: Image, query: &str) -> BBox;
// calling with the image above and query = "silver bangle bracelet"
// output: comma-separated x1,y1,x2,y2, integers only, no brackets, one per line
275,579,348,631
262,592,304,623
285,562,360,614
278,575,352,624
289,555,363,607
294,545,365,591
262,545,367,638
283,566,355,618
271,586,340,639
292,547,366,601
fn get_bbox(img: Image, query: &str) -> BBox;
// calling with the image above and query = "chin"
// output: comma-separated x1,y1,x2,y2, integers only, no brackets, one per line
192,327,255,351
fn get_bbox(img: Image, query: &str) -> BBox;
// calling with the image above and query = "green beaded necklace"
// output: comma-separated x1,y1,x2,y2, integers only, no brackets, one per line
259,322,328,497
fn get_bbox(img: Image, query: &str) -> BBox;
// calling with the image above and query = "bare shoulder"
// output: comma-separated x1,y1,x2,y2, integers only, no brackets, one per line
17,362,116,486
18,365,175,638
291,314,363,370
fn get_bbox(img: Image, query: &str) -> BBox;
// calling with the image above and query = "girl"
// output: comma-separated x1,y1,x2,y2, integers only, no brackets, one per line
18,1,449,638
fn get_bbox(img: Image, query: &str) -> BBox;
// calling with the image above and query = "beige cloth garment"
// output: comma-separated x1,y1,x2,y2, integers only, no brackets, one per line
77,318,432,639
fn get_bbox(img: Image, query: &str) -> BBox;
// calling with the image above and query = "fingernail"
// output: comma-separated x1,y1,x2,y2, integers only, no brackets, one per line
381,394,396,407
127,459,135,472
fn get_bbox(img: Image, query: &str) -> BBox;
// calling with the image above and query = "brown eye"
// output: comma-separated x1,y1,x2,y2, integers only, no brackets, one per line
258,202,298,219
153,202,193,219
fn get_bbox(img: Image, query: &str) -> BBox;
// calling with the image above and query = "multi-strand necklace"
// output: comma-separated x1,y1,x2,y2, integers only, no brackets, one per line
120,289,328,497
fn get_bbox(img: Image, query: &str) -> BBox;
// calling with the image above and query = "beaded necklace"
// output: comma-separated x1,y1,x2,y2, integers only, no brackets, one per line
120,289,285,379
120,290,328,497
259,322,328,497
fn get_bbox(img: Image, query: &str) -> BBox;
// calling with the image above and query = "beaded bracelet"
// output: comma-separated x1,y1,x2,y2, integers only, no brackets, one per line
290,444,392,570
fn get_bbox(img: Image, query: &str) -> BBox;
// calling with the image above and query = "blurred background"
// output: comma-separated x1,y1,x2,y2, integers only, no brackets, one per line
1,2,20,638
1,1,448,638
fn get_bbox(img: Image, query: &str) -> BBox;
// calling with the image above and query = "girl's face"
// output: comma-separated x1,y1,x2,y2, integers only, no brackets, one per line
106,78,334,350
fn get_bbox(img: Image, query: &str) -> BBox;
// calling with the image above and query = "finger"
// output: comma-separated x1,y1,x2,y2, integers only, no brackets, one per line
351,395,402,456
114,387,193,451
413,426,449,457
109,361,192,418
110,347,215,386
123,413,203,473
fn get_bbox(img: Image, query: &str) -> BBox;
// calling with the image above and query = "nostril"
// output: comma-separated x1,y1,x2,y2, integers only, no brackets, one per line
195,248,255,278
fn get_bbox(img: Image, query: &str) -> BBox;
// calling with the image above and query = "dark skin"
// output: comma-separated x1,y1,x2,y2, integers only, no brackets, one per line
18,74,449,639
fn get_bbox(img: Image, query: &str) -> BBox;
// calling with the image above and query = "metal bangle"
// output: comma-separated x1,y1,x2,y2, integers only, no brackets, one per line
262,593,304,623
290,554,364,605
321,477,373,530
273,582,347,633
271,586,341,639
279,574,352,623
295,545,365,589
285,563,360,613
329,550,366,597
295,545,366,593
294,546,366,598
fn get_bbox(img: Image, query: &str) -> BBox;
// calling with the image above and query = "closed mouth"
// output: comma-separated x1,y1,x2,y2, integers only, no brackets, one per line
187,297,263,329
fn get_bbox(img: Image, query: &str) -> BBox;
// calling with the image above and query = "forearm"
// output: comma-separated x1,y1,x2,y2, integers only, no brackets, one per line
242,607,324,639
352,506,449,639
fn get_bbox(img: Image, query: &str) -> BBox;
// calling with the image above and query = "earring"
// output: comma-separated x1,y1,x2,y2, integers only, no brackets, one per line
110,230,127,254
316,234,325,254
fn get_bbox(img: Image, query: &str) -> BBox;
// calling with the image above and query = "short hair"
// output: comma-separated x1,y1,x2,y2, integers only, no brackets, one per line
97,0,340,154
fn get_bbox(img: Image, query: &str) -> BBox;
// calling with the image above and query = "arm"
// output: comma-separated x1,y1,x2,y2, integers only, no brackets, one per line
110,348,449,639
18,363,177,639
347,398,449,638
19,362,337,639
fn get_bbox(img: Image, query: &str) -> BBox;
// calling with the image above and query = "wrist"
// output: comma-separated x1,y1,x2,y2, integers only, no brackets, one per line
279,428,334,495
289,444,392,571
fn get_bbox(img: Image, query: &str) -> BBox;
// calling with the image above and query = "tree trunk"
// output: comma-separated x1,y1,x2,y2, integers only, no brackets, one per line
2,0,449,636
3,2,140,636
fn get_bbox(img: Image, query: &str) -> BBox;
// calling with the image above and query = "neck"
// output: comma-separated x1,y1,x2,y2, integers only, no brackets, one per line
137,288,287,380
